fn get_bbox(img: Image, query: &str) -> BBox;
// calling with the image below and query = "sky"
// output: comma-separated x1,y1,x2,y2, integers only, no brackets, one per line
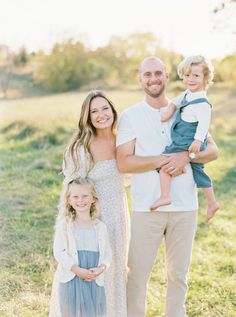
1,0,236,59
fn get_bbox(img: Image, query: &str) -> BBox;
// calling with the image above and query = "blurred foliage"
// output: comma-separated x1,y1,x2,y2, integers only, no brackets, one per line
213,0,236,40
32,33,183,92
213,0,236,13
13,47,30,67
214,53,236,82
0,45,12,98
2,32,236,95
33,40,93,92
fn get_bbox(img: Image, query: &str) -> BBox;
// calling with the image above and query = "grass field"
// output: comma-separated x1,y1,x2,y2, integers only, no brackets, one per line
0,85,236,317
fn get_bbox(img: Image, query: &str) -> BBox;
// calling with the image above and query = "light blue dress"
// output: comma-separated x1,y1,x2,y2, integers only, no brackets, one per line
59,226,106,317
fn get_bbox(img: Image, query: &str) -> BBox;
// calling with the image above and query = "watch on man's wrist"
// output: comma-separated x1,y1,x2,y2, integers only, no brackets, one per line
189,152,196,160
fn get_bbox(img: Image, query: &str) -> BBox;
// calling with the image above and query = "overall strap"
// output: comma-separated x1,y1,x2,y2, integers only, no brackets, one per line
181,97,212,110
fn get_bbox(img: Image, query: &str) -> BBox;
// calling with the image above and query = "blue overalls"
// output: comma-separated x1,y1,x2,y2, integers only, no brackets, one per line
163,95,212,188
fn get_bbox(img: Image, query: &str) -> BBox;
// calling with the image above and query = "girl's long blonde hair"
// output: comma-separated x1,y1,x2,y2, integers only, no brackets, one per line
63,90,118,174
57,177,99,221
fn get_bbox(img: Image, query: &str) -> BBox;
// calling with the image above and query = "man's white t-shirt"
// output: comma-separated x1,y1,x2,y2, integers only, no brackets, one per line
116,100,198,212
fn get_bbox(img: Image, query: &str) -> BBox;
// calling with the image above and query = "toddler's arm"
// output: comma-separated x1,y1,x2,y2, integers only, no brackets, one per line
161,103,177,122
161,92,184,122
189,102,211,155
193,102,211,143
192,136,219,164
188,139,202,154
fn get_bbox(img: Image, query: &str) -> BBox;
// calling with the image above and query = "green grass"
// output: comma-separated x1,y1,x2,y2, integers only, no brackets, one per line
0,85,236,317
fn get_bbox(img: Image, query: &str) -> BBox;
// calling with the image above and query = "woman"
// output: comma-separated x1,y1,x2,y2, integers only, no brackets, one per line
62,90,130,317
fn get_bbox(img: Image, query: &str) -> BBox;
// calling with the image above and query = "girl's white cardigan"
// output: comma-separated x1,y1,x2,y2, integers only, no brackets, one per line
53,217,112,286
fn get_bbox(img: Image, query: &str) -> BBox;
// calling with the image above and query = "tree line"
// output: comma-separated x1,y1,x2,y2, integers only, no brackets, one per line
1,32,236,96
32,33,182,92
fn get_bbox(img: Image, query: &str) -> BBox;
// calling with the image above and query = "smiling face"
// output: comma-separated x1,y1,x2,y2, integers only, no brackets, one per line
139,58,169,98
69,183,94,215
89,96,114,131
182,64,206,92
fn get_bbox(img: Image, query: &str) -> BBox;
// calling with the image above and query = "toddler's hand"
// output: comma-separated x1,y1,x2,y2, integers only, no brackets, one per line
188,140,202,153
160,111,172,122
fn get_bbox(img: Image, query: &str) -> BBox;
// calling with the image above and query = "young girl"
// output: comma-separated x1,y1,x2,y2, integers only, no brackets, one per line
49,177,111,317
150,55,219,222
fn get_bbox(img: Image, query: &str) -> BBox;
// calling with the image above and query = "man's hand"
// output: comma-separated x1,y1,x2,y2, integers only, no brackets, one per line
161,152,190,176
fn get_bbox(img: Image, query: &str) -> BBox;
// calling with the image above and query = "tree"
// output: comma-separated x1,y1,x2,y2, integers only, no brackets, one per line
13,47,29,66
93,32,182,86
33,33,183,92
0,45,12,98
213,0,236,35
214,54,236,82
213,0,236,13
33,39,94,92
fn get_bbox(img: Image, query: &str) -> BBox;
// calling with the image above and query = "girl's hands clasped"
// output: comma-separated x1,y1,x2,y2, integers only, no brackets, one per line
71,264,96,282
77,267,97,281
90,264,106,278
71,264,106,282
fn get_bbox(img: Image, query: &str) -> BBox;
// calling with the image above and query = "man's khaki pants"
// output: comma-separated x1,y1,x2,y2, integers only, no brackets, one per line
127,211,197,317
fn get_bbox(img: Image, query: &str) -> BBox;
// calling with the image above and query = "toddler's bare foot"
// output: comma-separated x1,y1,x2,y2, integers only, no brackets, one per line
150,197,171,211
206,202,220,222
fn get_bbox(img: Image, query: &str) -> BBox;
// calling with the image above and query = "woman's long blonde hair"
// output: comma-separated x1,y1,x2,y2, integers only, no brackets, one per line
63,90,118,174
57,177,99,221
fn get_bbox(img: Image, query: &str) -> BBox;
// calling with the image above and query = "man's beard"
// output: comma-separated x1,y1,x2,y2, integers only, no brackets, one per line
144,84,165,98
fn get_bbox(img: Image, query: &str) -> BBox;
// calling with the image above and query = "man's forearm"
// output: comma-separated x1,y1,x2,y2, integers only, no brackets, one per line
117,154,165,173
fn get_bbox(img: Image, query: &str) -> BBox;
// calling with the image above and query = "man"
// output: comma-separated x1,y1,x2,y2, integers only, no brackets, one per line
116,57,218,317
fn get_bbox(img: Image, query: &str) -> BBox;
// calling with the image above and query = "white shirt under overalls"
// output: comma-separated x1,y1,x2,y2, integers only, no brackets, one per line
172,89,211,142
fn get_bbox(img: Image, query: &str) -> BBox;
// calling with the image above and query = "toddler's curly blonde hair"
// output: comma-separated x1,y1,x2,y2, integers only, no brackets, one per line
178,55,214,88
